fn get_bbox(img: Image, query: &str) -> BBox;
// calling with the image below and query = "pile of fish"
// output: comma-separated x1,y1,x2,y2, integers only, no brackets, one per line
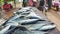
0,7,56,34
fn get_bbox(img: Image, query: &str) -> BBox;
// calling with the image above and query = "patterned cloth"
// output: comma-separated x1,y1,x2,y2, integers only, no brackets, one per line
3,4,11,12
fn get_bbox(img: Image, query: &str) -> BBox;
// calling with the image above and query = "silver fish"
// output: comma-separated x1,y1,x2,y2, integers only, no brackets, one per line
0,25,11,34
8,19,39,24
0,18,7,26
26,12,43,19
20,19,39,23
39,25,56,30
28,23,56,31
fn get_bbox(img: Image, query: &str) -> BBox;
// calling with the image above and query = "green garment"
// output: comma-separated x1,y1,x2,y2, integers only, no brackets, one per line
23,0,28,3
0,0,4,6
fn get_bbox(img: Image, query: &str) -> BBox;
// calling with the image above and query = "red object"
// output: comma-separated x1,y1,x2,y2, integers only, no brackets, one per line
46,0,48,1
33,2,37,6
3,4,11,12
54,3,59,7
28,0,33,6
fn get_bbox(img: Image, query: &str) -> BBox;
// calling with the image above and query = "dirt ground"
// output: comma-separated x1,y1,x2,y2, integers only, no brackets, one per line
46,10,60,31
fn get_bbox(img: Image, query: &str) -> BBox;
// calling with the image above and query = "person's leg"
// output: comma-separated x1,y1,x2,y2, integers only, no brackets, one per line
42,6,44,13
41,6,43,12
56,6,57,11
0,7,2,11
23,2,26,7
39,6,42,10
56,6,59,11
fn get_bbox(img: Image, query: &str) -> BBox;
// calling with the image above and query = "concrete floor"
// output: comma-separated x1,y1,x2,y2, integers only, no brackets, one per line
46,10,60,31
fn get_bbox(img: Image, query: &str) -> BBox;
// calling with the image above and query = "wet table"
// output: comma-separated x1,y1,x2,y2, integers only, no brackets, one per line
33,8,60,34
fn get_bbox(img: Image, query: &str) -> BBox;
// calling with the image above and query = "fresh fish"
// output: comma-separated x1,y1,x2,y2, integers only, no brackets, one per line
26,12,43,19
0,18,7,26
10,26,46,34
6,22,18,26
7,17,39,26
15,10,30,16
21,12,30,15
18,9,30,13
0,25,11,34
12,30,46,34
8,19,39,24
8,15,25,22
15,11,22,15
18,19,39,24
38,24,56,30
28,23,56,31
18,9,25,12
29,31,47,34
29,24,47,30
4,26,17,34
22,7,32,10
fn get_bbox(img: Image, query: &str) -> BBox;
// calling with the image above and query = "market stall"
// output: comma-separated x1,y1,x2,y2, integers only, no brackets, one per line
0,7,59,34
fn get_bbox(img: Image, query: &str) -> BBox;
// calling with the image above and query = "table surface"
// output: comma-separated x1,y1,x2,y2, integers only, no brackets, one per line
34,8,60,34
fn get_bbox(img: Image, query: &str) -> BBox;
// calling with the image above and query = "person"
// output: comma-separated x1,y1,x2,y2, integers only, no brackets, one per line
54,1,59,11
52,0,55,10
43,0,48,16
52,0,55,7
0,2,2,11
3,2,12,14
47,0,52,10
0,7,2,11
23,0,28,7
19,0,23,8
28,0,33,6
39,0,45,12
33,0,38,7
59,0,60,10
9,4,13,9
44,5,48,16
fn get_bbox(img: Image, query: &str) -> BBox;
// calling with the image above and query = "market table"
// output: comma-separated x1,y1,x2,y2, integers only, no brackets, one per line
34,8,60,34
0,8,60,34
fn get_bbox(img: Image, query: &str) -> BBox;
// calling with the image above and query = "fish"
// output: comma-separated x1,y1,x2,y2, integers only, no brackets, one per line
29,31,47,34
8,15,25,22
28,24,47,30
4,26,17,34
6,22,19,26
0,18,7,26
21,12,30,15
28,23,56,31
8,19,39,24
12,30,46,34
38,24,56,30
0,25,11,34
21,7,32,10
26,12,43,19
20,19,39,24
